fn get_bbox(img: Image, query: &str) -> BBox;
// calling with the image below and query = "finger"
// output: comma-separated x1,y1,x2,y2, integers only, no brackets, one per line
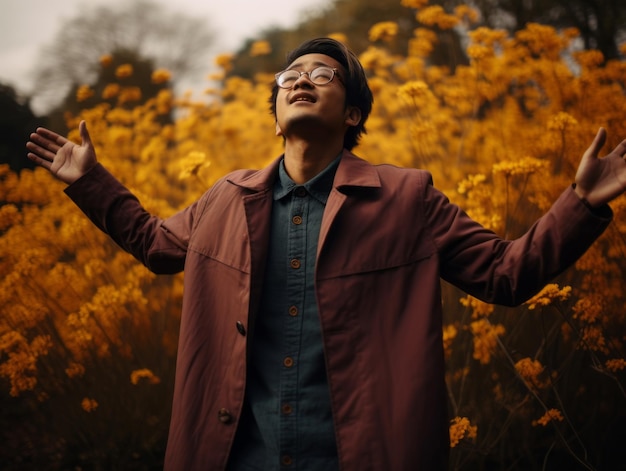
583,127,607,160
79,120,93,148
26,151,53,171
28,132,62,155
36,127,69,147
25,140,57,162
611,138,626,159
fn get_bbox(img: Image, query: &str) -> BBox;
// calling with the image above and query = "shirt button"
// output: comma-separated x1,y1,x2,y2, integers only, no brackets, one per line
295,187,306,197
281,455,293,466
292,215,302,225
217,408,233,424
283,357,294,368
281,403,293,415
288,306,298,317
236,321,246,336
290,259,301,269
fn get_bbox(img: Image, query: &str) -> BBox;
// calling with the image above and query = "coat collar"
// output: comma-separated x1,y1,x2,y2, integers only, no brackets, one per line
226,149,381,193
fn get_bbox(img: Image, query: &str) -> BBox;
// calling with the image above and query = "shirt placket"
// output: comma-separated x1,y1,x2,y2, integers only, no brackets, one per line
279,186,309,468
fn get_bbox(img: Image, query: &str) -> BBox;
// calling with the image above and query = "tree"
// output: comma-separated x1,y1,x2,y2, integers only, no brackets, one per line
31,0,215,113
0,84,43,173
228,0,625,80
228,0,468,79
465,0,625,60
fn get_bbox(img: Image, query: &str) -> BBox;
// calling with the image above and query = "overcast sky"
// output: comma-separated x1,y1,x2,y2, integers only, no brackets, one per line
0,0,330,110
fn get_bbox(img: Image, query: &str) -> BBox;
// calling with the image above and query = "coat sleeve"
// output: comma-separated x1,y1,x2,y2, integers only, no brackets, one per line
64,163,200,274
424,174,613,306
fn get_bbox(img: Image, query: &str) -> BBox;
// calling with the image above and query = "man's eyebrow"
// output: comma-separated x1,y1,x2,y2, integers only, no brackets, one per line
286,60,333,70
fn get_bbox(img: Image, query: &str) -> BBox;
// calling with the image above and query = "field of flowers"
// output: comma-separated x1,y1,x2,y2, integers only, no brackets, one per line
1,1,625,469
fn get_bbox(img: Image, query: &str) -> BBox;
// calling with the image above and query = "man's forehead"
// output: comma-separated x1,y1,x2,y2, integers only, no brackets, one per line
286,53,342,70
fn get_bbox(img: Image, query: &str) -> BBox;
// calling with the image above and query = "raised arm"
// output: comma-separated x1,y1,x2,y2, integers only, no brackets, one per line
26,120,97,185
574,127,626,207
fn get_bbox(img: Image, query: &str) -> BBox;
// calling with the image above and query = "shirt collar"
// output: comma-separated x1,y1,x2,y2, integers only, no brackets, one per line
273,154,341,204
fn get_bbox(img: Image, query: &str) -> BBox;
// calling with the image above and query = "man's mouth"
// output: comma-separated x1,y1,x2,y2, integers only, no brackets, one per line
290,94,316,104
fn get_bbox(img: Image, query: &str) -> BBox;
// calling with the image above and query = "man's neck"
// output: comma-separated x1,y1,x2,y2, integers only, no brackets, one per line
283,137,344,184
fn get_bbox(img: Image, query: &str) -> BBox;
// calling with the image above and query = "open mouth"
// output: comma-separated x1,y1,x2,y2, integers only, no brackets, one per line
290,94,316,104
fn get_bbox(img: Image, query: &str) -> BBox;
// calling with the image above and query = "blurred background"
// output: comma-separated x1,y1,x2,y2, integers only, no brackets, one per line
1,0,625,469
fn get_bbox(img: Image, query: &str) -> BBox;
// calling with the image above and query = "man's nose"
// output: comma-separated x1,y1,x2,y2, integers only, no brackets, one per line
293,72,314,88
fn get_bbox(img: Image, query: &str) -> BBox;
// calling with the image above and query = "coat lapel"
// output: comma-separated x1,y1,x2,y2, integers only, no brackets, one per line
318,150,381,257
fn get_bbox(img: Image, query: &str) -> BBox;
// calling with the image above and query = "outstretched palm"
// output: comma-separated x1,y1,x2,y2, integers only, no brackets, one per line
26,120,97,185
575,128,626,207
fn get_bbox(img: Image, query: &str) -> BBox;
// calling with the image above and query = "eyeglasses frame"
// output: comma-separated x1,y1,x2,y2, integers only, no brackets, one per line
274,66,344,89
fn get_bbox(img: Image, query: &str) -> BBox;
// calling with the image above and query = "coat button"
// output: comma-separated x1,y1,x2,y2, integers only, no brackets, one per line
218,408,233,424
236,321,246,336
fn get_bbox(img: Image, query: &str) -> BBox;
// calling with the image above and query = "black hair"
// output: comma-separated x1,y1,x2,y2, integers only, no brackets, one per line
269,37,373,150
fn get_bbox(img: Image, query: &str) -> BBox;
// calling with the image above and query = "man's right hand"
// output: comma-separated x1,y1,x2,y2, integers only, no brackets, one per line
26,120,98,185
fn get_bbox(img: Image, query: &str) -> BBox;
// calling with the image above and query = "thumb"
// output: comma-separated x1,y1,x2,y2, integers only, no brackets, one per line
583,127,607,161
79,120,93,149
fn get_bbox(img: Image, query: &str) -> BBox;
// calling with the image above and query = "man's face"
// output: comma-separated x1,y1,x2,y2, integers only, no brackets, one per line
274,53,360,141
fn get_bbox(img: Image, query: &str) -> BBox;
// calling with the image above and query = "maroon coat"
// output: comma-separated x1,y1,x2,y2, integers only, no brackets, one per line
66,150,611,470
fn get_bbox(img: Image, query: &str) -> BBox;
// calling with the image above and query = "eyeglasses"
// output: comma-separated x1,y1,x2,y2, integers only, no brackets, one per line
275,66,343,89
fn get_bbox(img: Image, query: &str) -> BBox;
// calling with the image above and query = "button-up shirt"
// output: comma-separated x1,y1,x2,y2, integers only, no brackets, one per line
228,156,341,470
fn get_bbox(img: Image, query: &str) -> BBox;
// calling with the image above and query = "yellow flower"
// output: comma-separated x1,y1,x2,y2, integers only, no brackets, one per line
401,0,430,8
249,40,271,57
369,21,399,43
327,33,348,44
454,5,479,24
605,359,626,373
115,63,134,79
397,80,430,100
580,325,609,354
0,203,21,230
466,44,492,61
532,408,564,427
152,68,172,84
515,357,550,391
442,324,457,359
409,28,438,58
214,53,234,71
457,173,486,195
493,156,547,177
572,296,605,324
449,416,477,447
102,83,120,100
468,27,508,46
65,362,85,378
179,151,211,181
573,49,605,69
117,86,142,104
525,284,572,310
563,27,580,41
100,54,113,67
130,368,161,385
460,295,494,319
470,319,505,364
358,46,395,72
76,84,94,102
417,6,459,29
547,111,578,131
81,397,98,412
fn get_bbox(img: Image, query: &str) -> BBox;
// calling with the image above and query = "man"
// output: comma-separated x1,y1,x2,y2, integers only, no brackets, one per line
26,38,626,470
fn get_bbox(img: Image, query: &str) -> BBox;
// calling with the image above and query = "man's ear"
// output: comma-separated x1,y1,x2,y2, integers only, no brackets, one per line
345,106,362,127
275,121,283,137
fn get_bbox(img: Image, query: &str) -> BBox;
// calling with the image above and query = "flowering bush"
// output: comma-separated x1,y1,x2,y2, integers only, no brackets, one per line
1,1,625,469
